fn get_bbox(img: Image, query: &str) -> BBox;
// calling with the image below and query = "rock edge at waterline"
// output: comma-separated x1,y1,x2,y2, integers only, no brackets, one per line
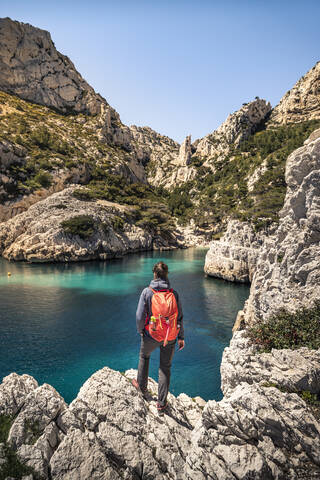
1,339,320,480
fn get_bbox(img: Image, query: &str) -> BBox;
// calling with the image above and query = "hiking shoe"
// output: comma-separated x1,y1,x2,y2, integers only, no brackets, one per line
156,401,168,411
131,379,150,399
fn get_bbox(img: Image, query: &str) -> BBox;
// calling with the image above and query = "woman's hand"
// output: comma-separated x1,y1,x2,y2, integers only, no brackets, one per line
178,339,185,351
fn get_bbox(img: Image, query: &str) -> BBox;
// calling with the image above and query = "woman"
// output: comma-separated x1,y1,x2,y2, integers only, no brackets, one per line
132,261,184,411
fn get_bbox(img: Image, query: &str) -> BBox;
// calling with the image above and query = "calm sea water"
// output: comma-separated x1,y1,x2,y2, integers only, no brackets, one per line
0,248,249,403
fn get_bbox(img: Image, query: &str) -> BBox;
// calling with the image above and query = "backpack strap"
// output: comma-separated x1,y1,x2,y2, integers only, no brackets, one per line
149,287,172,293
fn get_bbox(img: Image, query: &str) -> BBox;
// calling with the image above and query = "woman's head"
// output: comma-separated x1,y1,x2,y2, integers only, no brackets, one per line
152,261,169,280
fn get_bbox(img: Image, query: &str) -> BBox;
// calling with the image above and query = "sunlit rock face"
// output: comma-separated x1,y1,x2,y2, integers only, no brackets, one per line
242,129,320,324
268,61,320,126
0,17,107,115
204,220,269,283
1,360,320,479
0,186,183,263
193,98,272,159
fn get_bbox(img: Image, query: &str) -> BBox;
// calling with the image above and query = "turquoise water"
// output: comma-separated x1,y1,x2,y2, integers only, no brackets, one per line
0,249,249,403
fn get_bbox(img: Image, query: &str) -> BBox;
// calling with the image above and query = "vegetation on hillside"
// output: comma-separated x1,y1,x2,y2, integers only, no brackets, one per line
0,91,127,199
246,301,320,352
1,89,320,234
165,119,320,230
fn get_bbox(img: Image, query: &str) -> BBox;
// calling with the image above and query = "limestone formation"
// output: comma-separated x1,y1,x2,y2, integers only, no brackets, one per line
221,330,320,396
0,187,181,262
242,129,320,323
177,135,192,166
269,61,320,126
1,358,320,480
0,17,108,116
194,98,271,159
204,220,270,282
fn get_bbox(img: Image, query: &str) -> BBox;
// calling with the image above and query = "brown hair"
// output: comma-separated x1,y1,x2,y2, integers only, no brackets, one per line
152,261,169,280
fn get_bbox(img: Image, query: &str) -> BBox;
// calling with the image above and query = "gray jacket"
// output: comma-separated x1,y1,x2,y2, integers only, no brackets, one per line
136,278,184,340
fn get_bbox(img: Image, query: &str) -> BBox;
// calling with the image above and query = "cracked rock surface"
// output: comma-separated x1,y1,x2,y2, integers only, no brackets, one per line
1,357,320,479
0,186,180,262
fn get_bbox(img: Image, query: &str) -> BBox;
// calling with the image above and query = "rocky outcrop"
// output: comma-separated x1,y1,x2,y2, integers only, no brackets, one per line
0,187,180,262
242,129,320,324
177,135,192,166
0,373,66,478
204,220,270,283
1,351,320,479
194,98,271,160
0,17,110,116
269,61,320,126
221,330,320,396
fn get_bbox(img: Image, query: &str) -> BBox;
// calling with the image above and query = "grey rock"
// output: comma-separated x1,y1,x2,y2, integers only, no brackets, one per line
194,98,271,159
269,61,320,125
1,364,320,480
204,220,270,282
0,373,38,416
0,186,180,262
0,17,106,116
177,135,192,166
221,330,320,396
243,130,320,323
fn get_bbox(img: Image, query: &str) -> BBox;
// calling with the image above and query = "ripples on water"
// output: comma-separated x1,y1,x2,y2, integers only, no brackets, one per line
0,249,249,402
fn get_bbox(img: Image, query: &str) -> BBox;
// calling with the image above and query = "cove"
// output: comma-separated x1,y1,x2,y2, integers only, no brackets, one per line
0,248,249,403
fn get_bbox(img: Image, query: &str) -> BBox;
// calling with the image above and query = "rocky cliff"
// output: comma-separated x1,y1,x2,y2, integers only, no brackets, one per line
194,98,271,161
241,128,320,324
269,61,320,126
204,129,320,303
204,220,270,283
0,17,110,117
0,186,183,262
1,344,319,479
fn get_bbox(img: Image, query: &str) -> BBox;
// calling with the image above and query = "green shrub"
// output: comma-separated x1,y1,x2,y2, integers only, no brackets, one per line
33,170,52,188
30,126,51,148
72,189,95,201
111,216,125,232
0,415,12,443
61,215,95,239
247,301,320,352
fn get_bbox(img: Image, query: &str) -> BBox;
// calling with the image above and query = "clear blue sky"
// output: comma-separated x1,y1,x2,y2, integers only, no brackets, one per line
1,0,320,143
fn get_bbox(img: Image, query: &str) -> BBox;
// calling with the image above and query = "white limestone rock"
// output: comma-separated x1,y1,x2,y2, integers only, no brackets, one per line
269,61,320,125
204,220,269,282
186,382,320,480
0,373,38,417
50,367,199,480
221,330,320,396
243,129,320,323
0,186,180,262
177,135,192,166
0,17,107,116
194,98,271,159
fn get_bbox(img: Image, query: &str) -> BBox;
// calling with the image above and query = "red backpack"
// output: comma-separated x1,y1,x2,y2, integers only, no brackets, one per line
145,288,180,346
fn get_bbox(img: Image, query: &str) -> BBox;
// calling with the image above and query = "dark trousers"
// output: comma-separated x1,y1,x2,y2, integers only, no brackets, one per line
137,333,176,406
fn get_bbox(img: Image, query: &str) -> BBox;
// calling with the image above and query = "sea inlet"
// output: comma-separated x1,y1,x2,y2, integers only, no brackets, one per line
0,248,249,403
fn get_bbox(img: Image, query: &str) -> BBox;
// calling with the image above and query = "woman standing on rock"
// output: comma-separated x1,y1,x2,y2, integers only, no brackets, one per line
132,261,185,411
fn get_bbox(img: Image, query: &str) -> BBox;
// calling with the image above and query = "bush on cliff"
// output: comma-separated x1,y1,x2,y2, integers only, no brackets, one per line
247,301,320,352
61,215,95,239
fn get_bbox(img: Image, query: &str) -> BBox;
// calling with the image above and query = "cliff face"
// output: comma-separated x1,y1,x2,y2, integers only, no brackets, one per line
269,61,320,126
242,128,320,324
0,187,183,262
194,98,271,160
204,220,270,283
0,17,108,116
204,128,320,310
1,351,319,479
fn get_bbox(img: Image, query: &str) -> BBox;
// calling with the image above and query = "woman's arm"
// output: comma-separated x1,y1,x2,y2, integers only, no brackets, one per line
136,289,147,334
